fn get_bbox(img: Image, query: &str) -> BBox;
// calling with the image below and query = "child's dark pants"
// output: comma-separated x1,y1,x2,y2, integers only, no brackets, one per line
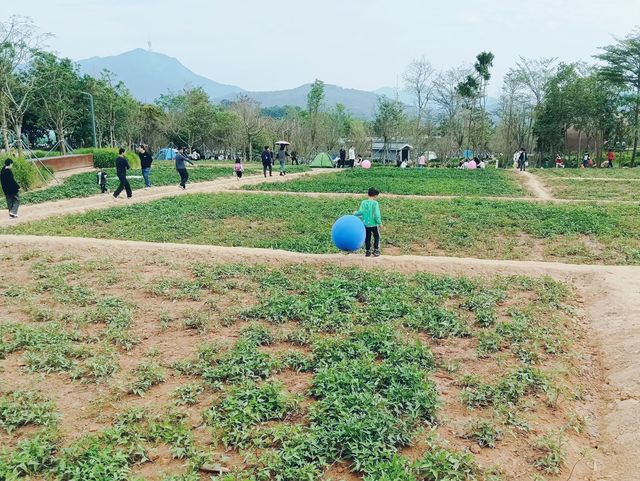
365,226,380,252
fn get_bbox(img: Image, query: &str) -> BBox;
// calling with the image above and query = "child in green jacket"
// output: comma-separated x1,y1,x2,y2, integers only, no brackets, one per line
354,187,382,257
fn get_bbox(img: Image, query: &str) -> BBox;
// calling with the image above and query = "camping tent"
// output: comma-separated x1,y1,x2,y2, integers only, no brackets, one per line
310,152,334,168
156,148,177,160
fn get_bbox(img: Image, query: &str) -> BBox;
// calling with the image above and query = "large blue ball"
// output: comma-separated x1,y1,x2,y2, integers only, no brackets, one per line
331,215,366,252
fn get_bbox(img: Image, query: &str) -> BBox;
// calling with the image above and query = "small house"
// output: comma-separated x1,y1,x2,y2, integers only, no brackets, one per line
371,141,413,164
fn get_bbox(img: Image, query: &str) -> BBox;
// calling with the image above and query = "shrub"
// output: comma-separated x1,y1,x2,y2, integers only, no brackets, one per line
75,148,140,169
1,157,50,192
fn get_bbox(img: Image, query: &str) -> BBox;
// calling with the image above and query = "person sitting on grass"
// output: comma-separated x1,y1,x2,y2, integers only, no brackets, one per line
354,187,383,258
1,159,20,218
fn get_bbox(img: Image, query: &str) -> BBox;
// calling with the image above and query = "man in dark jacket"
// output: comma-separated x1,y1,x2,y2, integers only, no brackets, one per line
339,147,346,168
261,146,273,178
137,144,153,189
1,159,20,218
175,146,194,189
113,148,132,199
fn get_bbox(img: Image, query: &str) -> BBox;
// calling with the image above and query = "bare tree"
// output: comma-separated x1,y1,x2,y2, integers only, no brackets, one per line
403,56,435,126
229,95,265,161
0,16,50,156
513,57,557,106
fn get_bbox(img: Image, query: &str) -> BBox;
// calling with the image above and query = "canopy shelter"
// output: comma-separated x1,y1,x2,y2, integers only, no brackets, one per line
309,152,334,168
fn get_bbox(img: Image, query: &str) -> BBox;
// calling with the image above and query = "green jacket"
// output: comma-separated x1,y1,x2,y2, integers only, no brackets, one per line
355,199,382,227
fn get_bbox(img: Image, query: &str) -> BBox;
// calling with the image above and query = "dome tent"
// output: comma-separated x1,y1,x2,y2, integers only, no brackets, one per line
310,152,334,168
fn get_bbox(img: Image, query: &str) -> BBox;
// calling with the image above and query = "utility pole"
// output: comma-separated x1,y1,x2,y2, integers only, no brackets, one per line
81,91,97,148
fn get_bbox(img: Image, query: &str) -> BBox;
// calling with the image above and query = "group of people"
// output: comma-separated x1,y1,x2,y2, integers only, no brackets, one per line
458,157,488,170
102,145,196,200
338,146,358,168
261,145,292,178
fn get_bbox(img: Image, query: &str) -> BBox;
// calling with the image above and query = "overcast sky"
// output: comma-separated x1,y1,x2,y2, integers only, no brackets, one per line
9,0,640,95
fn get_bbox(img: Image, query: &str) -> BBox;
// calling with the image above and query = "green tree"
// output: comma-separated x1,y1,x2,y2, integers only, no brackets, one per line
306,79,325,152
32,52,82,153
373,97,406,163
596,29,640,165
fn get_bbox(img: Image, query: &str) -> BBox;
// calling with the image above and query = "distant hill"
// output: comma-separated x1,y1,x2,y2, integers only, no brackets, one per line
219,84,386,119
77,49,409,119
77,49,245,102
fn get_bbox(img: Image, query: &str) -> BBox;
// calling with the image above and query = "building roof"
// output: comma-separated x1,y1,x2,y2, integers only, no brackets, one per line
371,141,413,151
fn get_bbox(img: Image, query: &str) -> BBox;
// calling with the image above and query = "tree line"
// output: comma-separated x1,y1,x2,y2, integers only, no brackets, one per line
2,16,639,166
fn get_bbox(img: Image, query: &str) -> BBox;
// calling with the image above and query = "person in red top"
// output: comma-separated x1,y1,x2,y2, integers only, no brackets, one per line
607,150,615,168
555,154,564,168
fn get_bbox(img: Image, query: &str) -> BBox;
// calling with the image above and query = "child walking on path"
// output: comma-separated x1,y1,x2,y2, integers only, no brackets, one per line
354,187,383,257
96,169,108,193
234,157,244,180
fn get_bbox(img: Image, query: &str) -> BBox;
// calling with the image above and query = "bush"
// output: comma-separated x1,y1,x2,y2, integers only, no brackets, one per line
75,148,140,169
0,157,50,193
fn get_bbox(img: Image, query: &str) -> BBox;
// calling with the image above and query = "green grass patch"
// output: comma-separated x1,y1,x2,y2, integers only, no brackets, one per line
7,192,640,265
542,177,640,201
245,167,529,197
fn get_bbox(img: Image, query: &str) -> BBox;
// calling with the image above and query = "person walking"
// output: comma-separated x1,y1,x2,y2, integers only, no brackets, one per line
348,145,356,168
607,150,615,168
517,147,527,172
113,148,132,200
234,157,244,180
137,144,153,189
175,146,194,189
291,151,299,165
1,159,20,218
276,145,289,176
261,146,273,177
418,154,426,169
339,147,346,168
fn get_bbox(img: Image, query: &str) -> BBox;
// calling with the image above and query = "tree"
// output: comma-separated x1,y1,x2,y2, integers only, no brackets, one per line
373,97,406,163
32,53,82,153
0,16,50,156
229,95,265,161
403,56,435,126
596,29,640,165
433,66,469,155
306,79,325,152
513,57,557,106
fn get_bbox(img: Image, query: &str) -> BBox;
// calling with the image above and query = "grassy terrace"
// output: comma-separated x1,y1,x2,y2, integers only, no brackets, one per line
4,192,640,265
244,168,530,197
0,248,595,480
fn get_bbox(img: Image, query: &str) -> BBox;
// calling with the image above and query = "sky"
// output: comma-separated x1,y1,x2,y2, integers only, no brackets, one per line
8,0,640,96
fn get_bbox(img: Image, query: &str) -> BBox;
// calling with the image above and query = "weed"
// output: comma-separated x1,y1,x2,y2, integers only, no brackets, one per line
128,363,166,396
172,383,204,406
463,419,502,448
0,391,58,433
533,431,566,475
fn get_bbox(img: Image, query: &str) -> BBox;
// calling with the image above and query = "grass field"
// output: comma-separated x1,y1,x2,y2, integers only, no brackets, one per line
542,178,639,201
0,246,598,480
244,168,530,198
531,168,640,179
5,193,640,265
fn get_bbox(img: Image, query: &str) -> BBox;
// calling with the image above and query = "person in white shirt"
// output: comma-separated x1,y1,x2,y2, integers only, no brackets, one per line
348,146,356,167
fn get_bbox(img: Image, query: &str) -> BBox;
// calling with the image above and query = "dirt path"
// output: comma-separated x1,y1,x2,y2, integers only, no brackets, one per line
0,169,329,227
549,176,640,182
1,234,638,480
519,171,553,200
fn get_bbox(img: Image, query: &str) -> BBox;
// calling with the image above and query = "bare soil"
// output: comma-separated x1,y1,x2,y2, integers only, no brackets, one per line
0,235,638,480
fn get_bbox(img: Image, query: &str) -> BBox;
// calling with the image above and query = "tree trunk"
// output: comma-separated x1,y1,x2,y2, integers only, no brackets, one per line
57,127,66,155
632,90,639,167
1,111,9,152
14,120,23,158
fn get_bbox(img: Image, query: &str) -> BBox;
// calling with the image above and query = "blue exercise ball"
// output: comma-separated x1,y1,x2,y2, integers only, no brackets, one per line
332,215,366,252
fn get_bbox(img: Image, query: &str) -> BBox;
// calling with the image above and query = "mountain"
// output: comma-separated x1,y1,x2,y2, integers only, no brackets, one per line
78,49,406,119
219,84,385,119
373,87,414,106
77,49,244,102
